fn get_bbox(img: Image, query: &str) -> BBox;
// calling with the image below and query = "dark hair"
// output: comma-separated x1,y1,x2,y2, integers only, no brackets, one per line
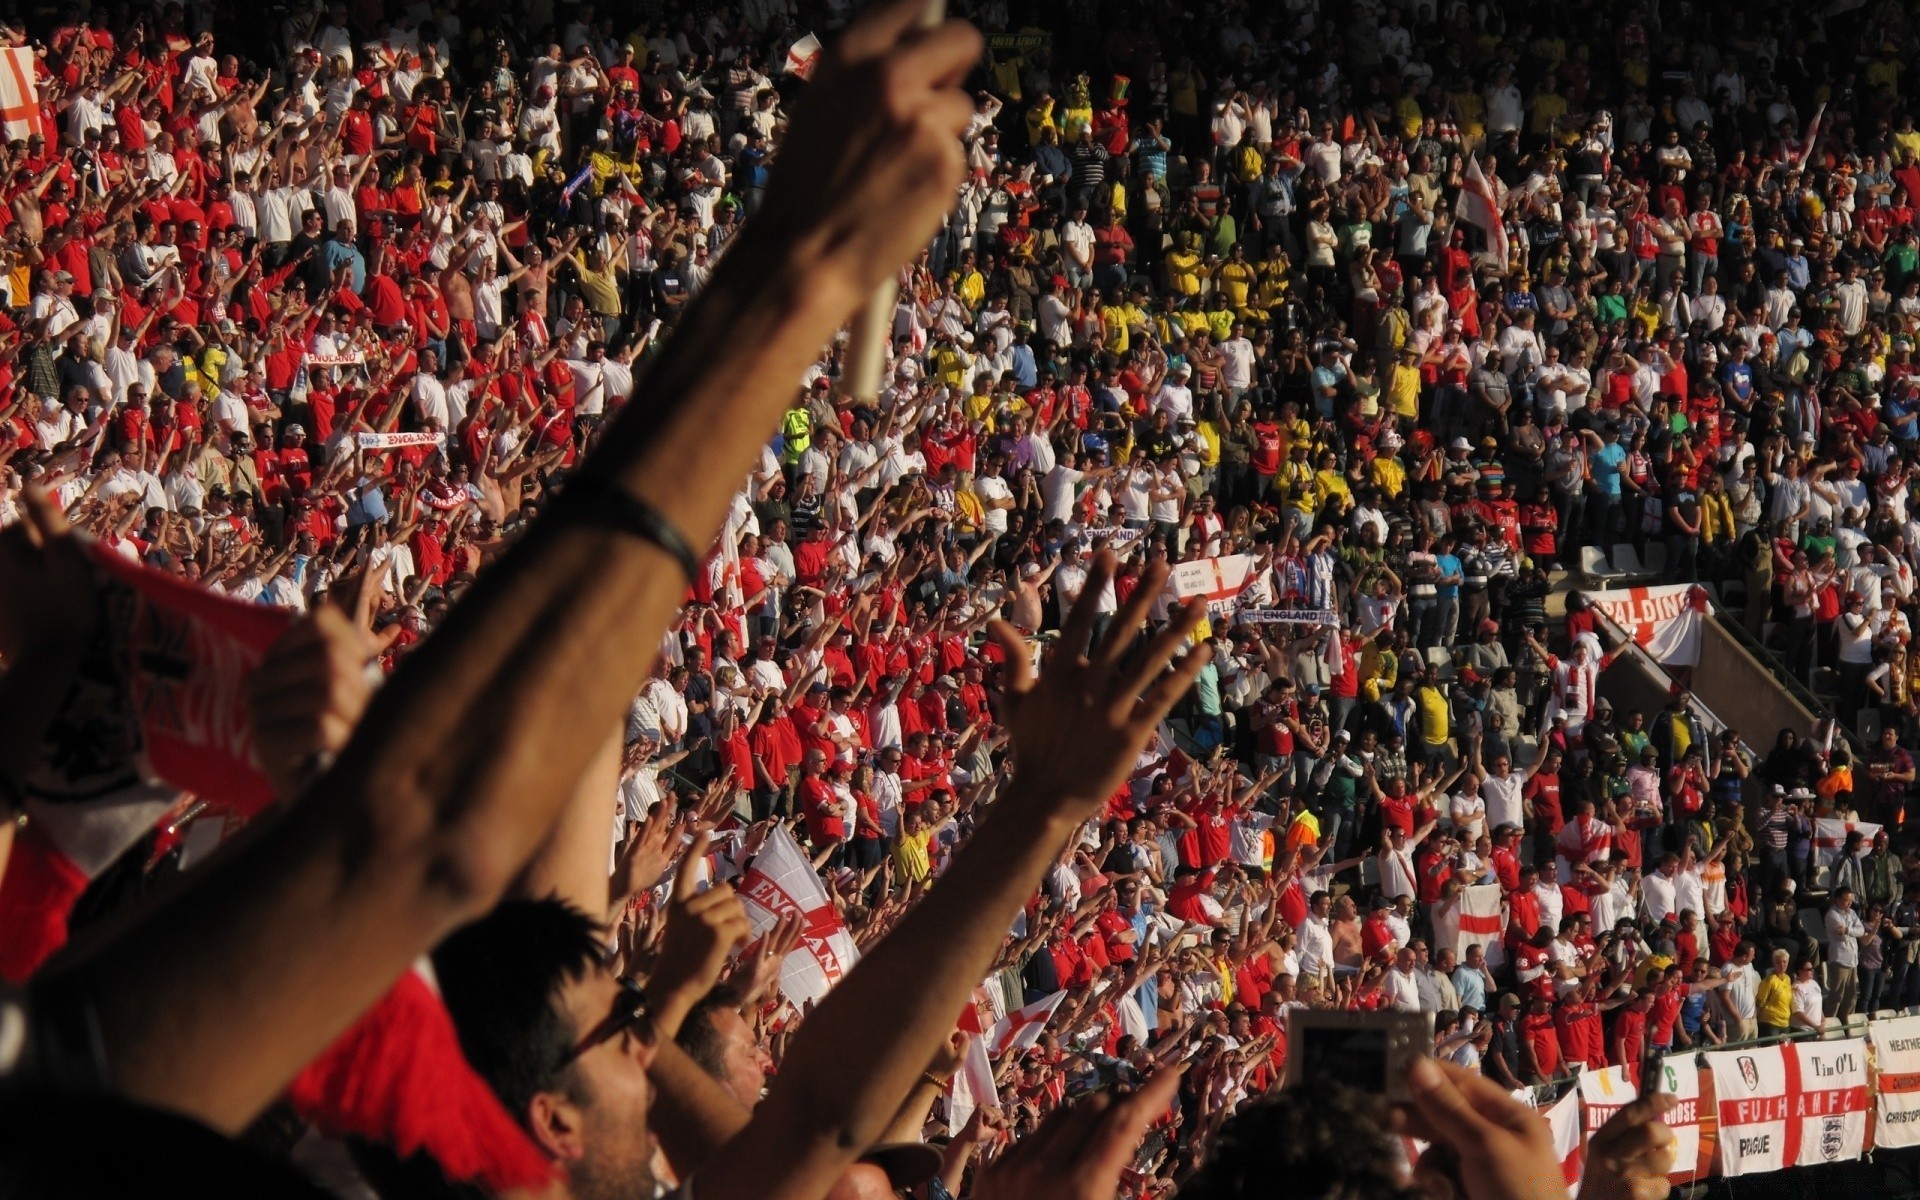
1177,1084,1422,1200
677,982,749,1082
433,899,604,1121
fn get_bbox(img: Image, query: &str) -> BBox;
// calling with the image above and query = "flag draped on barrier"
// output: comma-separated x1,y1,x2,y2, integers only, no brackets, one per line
1583,584,1710,667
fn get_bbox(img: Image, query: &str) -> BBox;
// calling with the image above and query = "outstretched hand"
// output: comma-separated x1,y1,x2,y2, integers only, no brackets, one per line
647,831,753,1038
974,1068,1182,1200
1580,1093,1677,1200
248,569,397,802
0,486,98,661
985,550,1209,816
1403,1058,1569,1200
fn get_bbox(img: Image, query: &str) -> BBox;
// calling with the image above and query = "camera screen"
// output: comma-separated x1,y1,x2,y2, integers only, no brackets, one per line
1297,1025,1389,1093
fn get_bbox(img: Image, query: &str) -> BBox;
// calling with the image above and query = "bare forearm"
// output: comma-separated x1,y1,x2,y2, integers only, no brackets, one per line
47,234,857,1133
707,790,1077,1200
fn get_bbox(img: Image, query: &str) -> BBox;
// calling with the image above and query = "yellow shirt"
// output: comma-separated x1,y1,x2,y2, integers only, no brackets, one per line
571,252,623,315
1207,307,1236,342
1026,97,1057,147
1631,297,1662,338
1101,303,1143,354
894,829,933,884
955,270,986,309
1257,260,1292,309
1315,468,1353,513
1371,453,1408,498
1757,972,1793,1027
1395,94,1424,140
1449,90,1486,140
1896,128,1920,165
930,345,970,389
1416,684,1450,745
1195,420,1222,468
1216,260,1258,310
1530,92,1568,136
1166,248,1204,296
1386,364,1421,421
1278,458,1317,510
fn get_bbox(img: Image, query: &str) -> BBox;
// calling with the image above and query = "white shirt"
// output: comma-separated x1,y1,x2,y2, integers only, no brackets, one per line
1792,977,1824,1026
1450,791,1488,841
1827,906,1866,968
1384,966,1422,1012
412,372,452,429
1642,870,1678,925
1674,863,1707,921
1480,773,1525,831
1724,962,1758,1020
1297,914,1334,979
975,473,1013,536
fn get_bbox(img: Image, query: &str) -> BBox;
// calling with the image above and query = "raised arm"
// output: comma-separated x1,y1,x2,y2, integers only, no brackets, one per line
36,2,987,1137
697,553,1207,1200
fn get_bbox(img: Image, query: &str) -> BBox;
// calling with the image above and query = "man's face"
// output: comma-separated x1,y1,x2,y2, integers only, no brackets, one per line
547,970,658,1196
707,1004,772,1106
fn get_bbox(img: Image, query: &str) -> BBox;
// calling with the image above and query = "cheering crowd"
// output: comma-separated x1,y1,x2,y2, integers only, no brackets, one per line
6,0,1920,1195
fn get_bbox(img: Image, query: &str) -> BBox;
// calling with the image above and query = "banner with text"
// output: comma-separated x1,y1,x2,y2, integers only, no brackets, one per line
1584,584,1709,667
1171,554,1256,615
1871,1014,1920,1148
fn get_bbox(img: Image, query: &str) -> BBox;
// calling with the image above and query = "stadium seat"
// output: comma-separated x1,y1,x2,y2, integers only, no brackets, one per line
1425,647,1455,680
1820,1017,1844,1039
1642,542,1669,578
1875,1010,1899,1022
1579,546,1626,588
1610,544,1658,582
1798,910,1828,960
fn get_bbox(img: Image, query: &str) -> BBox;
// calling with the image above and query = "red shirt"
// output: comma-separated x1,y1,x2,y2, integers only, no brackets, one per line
1525,772,1564,836
1649,985,1685,1047
1523,1011,1562,1077
1361,913,1399,961
799,775,844,846
1165,869,1218,924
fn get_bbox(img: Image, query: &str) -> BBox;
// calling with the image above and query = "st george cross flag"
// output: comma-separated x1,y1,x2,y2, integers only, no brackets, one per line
1786,1038,1870,1167
1812,818,1883,891
989,991,1067,1056
1582,585,1708,667
784,34,823,78
1459,154,1510,268
1702,1038,1870,1171
948,988,999,1131
1433,884,1507,970
0,49,44,143
1544,1086,1584,1195
736,824,861,1006
1171,554,1256,615
1871,1014,1920,1147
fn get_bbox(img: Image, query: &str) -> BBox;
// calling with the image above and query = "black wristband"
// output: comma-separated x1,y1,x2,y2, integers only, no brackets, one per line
552,473,703,584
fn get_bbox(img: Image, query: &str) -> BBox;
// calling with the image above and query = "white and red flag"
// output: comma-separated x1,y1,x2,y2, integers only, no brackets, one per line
990,991,1067,1056
1171,553,1256,615
1583,584,1708,667
0,49,44,142
737,823,861,1005
1459,154,1510,268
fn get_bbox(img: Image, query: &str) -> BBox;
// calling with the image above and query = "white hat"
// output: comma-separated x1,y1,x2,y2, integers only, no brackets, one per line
1450,436,1472,451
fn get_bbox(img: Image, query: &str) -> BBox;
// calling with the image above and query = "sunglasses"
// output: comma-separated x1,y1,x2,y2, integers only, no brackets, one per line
560,980,651,1069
